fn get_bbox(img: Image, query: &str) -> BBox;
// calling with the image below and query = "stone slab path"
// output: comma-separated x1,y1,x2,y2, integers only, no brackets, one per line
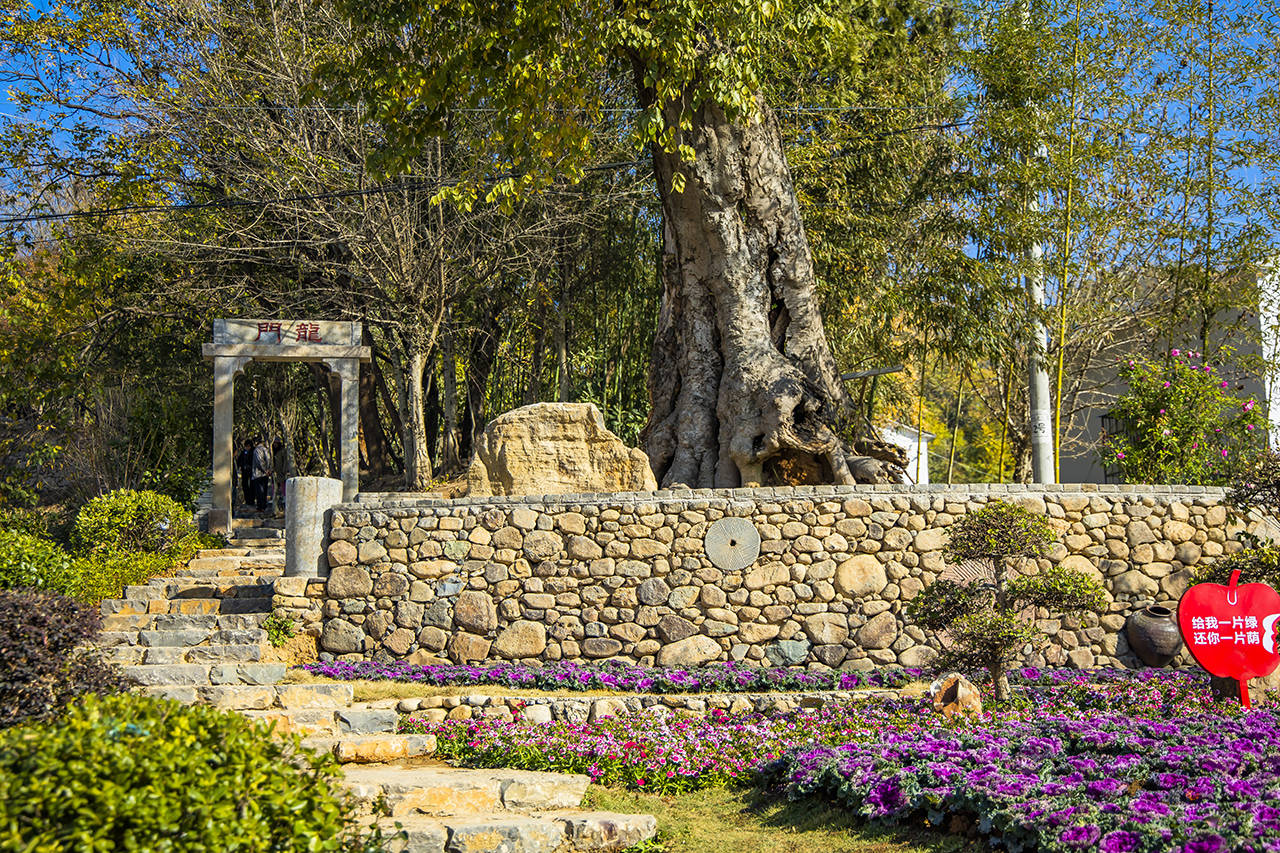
95,517,657,853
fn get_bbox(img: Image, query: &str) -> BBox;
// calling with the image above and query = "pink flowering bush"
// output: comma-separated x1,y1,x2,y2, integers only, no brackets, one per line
403,669,1227,794
1103,350,1266,485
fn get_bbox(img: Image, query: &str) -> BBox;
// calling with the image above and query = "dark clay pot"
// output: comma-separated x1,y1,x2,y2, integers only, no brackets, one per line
1125,605,1183,667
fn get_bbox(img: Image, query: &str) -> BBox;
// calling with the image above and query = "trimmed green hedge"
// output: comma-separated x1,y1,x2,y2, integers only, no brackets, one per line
72,489,195,556
0,694,386,851
0,530,77,595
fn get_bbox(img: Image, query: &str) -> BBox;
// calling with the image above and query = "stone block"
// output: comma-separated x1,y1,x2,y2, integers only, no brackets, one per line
336,708,399,734
327,565,372,598
453,591,498,633
321,619,365,653
656,635,722,666
835,554,887,597
493,621,548,659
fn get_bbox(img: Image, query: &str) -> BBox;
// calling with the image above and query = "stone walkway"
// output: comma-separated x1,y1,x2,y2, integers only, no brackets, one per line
94,517,657,853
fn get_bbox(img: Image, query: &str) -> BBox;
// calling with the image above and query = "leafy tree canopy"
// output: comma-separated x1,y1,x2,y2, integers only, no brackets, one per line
321,0,928,204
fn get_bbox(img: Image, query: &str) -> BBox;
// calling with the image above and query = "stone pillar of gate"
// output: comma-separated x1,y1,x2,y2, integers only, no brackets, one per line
327,358,361,501
209,355,251,535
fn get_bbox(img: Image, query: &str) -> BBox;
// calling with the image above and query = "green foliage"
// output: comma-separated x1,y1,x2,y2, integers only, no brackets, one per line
1006,564,1108,613
72,551,177,606
905,578,987,631
1227,448,1280,521
0,589,126,728
1102,350,1266,485
262,611,297,648
944,500,1056,566
323,0,902,204
0,530,77,594
1192,545,1280,591
72,488,195,556
909,501,1104,702
0,693,385,851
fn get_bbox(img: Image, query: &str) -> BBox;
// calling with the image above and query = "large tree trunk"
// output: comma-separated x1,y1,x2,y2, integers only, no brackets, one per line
461,311,500,461
403,341,433,490
440,310,462,474
641,96,891,488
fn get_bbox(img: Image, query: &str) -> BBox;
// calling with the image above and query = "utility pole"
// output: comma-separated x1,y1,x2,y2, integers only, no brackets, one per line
1018,0,1055,484
1026,192,1056,484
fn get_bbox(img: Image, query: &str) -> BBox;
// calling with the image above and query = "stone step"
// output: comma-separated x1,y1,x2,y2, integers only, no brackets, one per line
232,517,284,530
230,527,285,540
101,613,266,632
101,597,272,616
198,548,251,558
342,767,590,819
137,680,349,711
141,644,263,665
122,662,286,687
377,813,656,853
126,577,277,599
302,733,438,764
227,538,284,549
186,555,284,573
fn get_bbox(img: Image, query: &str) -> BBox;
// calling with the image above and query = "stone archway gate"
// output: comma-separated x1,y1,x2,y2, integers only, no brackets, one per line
203,319,370,534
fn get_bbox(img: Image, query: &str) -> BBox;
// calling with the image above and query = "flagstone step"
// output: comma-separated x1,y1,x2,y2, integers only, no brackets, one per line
302,733,438,764
342,767,591,818
186,555,284,573
123,662,287,687
377,812,656,853
101,596,272,616
101,613,267,632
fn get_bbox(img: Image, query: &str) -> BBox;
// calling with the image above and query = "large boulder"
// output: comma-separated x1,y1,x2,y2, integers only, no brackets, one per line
467,403,658,497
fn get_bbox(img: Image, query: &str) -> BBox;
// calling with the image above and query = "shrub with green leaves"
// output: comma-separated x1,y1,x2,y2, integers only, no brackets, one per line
908,501,1107,703
0,693,385,851
0,589,126,728
1102,350,1266,485
73,550,177,605
0,530,77,594
72,488,195,556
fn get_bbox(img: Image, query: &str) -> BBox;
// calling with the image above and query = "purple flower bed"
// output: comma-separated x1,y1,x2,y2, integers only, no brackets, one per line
403,667,1280,848
766,707,1280,853
300,659,920,694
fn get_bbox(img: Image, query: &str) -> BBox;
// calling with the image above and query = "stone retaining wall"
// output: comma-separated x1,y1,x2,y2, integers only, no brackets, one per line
396,689,898,725
284,485,1249,671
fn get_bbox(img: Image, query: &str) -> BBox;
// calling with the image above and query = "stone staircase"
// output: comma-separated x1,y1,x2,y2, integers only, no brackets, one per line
346,765,655,853
96,518,286,687
95,515,658,853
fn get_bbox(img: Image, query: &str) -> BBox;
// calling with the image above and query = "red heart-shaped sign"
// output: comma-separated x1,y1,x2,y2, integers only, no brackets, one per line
1178,569,1280,705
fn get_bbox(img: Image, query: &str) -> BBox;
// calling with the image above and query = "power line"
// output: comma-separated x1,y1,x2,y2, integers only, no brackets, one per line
0,160,645,228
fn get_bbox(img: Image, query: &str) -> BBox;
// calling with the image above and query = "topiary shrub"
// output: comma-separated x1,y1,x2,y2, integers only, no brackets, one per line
73,551,177,605
908,501,1107,703
72,488,195,557
0,531,77,594
0,589,127,728
0,693,386,851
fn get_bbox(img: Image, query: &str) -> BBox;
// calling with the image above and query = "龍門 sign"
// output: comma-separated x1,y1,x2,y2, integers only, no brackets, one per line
211,319,360,348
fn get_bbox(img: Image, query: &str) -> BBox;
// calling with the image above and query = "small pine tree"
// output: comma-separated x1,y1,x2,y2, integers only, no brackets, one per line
908,501,1107,703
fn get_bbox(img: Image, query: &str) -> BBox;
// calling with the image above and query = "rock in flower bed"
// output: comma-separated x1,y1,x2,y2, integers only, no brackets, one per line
300,659,921,694
765,709,1280,853
400,668,1222,796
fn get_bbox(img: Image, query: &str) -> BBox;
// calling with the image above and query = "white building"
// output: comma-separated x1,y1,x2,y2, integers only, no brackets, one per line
882,423,935,484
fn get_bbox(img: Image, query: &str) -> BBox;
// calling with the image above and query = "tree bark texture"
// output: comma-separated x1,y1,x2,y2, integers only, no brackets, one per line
440,314,462,475
642,97,891,488
403,344,433,490
461,312,500,461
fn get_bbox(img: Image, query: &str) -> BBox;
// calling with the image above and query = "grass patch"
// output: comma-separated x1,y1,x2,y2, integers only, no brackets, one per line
587,785,981,853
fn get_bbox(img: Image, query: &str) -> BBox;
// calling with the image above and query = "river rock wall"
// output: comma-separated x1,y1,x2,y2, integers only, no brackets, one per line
289,485,1245,670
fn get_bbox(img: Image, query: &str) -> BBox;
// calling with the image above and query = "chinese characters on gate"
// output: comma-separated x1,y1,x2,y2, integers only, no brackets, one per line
255,322,322,343
1189,615,1261,648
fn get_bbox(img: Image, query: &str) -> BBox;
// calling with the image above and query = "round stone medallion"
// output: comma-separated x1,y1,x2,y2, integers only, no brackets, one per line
704,517,761,571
